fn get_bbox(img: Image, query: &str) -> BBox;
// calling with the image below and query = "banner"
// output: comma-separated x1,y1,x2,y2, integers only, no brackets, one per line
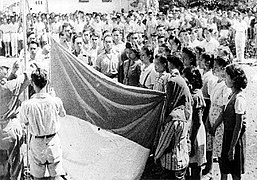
50,39,166,179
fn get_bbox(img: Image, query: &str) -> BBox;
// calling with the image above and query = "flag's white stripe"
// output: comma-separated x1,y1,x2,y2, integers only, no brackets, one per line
59,115,150,180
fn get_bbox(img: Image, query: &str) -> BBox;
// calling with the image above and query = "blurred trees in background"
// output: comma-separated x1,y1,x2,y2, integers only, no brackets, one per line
159,0,257,12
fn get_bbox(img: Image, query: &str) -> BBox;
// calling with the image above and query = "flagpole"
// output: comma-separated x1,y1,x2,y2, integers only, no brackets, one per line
21,0,27,70
45,0,52,92
20,0,30,179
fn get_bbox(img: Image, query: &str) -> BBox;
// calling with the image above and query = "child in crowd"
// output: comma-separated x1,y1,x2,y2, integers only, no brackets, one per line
153,54,171,92
204,56,231,178
212,64,248,180
183,67,206,180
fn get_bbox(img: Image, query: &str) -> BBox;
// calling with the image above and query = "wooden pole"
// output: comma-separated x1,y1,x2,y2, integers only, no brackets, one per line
20,0,30,178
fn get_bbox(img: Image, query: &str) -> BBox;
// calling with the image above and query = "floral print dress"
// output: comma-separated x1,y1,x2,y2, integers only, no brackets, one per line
206,80,231,157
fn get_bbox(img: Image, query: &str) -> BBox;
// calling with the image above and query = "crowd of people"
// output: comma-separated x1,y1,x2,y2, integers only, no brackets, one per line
0,5,253,180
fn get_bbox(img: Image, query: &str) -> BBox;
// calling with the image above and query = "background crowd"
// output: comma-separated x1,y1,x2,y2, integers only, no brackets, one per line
0,5,253,180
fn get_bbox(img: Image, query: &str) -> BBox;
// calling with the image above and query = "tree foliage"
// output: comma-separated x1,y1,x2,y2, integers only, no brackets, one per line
159,0,250,10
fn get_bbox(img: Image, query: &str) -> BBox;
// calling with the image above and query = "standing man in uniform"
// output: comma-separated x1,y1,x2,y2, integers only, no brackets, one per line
0,61,30,179
19,67,66,180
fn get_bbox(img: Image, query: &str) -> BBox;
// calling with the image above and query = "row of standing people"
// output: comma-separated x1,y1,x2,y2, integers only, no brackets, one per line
65,24,248,179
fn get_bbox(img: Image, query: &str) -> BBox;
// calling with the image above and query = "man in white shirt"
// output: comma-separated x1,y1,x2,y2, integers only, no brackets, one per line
232,12,248,62
19,67,66,180
95,34,120,80
200,28,220,54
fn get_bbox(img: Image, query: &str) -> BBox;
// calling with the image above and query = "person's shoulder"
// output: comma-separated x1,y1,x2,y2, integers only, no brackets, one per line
192,89,205,107
51,96,63,104
21,98,35,107
123,59,129,65
168,75,186,86
97,52,106,59
135,60,142,66
236,91,246,100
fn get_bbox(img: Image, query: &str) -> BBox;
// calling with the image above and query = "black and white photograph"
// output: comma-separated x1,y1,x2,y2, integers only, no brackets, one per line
0,0,257,179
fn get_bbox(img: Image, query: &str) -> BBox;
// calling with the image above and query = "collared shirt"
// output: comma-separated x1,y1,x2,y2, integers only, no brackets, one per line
200,37,220,54
139,63,157,89
0,74,29,122
95,49,120,78
19,93,66,136
202,70,218,100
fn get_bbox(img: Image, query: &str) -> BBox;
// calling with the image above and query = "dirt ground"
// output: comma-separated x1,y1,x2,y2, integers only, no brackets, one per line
212,65,257,180
141,64,257,180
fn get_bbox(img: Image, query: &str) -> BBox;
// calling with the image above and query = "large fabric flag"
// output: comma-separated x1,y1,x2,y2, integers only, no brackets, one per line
50,39,166,180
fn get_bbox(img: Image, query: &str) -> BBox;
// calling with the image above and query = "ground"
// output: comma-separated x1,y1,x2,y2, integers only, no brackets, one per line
1,57,257,180
142,63,257,180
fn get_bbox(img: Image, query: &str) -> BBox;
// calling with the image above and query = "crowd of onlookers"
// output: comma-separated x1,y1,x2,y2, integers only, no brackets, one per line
0,6,254,180
0,7,257,60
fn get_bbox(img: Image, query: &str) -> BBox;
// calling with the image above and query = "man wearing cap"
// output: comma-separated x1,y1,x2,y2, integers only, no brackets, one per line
19,67,66,180
0,61,30,179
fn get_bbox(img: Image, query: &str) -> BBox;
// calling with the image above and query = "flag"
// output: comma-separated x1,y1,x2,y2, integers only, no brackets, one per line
50,39,165,180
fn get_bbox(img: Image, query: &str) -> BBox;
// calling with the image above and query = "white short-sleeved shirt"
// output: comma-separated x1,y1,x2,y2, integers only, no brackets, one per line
19,93,66,136
234,93,246,114
139,63,158,89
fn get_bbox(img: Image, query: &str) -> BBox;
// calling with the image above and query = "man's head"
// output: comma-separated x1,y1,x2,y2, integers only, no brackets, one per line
103,34,113,53
112,28,121,43
91,33,100,47
82,29,91,42
62,23,72,40
28,41,39,60
31,68,48,90
73,35,83,52
27,32,36,43
131,32,140,45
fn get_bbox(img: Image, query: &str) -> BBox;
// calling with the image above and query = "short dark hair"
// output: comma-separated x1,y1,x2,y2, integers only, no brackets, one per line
202,28,213,38
201,52,214,69
167,55,184,74
31,68,48,89
195,46,205,55
160,44,171,54
141,44,154,63
112,28,121,34
126,42,140,59
155,54,169,72
182,47,196,67
28,40,39,47
225,64,248,90
183,67,203,91
169,35,181,51
214,56,231,68
72,33,82,44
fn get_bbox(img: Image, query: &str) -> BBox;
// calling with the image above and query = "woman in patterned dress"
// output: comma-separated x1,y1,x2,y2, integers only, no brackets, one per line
183,67,206,180
203,56,231,178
